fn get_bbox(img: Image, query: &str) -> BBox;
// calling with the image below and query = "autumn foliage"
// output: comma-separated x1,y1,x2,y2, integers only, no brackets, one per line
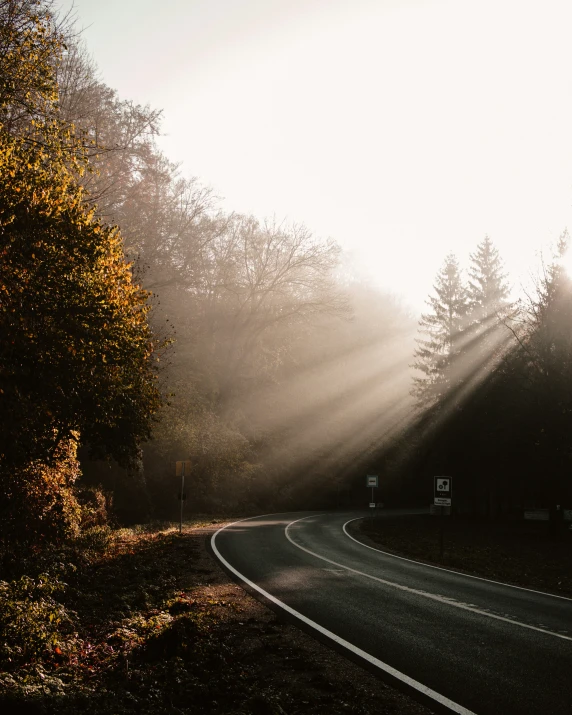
0,1,163,543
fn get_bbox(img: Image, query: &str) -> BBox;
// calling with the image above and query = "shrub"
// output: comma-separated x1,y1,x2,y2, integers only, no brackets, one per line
0,573,72,667
0,437,82,547
78,485,110,529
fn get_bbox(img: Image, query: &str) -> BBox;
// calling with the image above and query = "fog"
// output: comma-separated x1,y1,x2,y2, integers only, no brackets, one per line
46,0,572,516
64,0,572,311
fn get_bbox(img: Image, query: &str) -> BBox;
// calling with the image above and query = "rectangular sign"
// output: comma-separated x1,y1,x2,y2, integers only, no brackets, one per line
176,460,191,477
366,475,378,488
434,476,452,506
369,502,376,508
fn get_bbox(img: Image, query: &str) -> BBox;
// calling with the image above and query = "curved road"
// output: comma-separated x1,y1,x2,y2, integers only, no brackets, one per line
211,511,572,715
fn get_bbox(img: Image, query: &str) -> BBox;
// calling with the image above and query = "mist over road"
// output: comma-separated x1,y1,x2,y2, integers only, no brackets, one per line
212,511,572,715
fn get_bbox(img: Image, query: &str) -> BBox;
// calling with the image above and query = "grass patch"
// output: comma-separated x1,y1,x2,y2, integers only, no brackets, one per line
354,514,572,597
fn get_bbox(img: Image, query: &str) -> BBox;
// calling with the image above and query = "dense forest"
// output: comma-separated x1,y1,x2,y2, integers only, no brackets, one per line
0,0,570,549
0,0,419,546
385,233,572,515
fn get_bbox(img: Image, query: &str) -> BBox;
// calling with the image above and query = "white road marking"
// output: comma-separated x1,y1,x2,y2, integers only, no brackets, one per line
342,517,572,603
285,515,572,642
211,514,476,715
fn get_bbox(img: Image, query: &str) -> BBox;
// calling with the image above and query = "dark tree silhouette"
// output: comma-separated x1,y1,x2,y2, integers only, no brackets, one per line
412,253,468,407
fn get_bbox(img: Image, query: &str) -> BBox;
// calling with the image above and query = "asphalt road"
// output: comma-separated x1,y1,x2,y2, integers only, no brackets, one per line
211,511,572,715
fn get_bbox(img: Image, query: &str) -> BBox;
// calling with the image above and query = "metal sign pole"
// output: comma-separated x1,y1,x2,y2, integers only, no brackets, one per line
440,504,444,557
179,463,185,534
176,460,191,534
433,476,452,558
366,475,379,509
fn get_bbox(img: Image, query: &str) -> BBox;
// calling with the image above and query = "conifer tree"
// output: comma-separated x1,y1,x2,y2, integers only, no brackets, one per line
459,235,513,375
467,235,511,325
412,253,468,407
519,230,572,381
498,230,572,503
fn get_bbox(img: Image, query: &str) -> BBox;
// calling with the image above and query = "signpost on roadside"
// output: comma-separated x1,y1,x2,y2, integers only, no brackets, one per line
176,460,191,533
367,475,378,509
434,476,452,506
434,476,452,557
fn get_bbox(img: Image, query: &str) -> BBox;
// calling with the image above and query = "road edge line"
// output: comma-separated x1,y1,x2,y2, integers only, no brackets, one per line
211,515,476,715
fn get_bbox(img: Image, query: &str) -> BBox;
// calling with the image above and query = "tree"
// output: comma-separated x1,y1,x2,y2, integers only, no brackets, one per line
466,235,511,339
412,253,468,407
448,235,515,391
54,39,162,221
500,231,572,501
0,1,164,539
204,216,348,401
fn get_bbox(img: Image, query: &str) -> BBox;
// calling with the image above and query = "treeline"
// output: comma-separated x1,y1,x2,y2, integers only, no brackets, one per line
377,234,572,515
0,0,416,549
4,0,568,541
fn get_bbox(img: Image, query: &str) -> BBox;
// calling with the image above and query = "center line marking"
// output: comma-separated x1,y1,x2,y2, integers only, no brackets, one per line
212,513,476,715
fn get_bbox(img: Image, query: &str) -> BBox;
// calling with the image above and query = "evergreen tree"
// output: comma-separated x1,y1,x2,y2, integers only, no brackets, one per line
485,230,572,505
412,253,468,407
467,235,511,325
516,231,572,393
461,235,513,375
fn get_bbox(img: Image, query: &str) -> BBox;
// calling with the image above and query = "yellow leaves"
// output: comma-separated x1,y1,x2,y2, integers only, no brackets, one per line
0,9,164,472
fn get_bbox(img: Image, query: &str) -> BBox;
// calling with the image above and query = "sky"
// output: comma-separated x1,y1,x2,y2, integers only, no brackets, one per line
59,0,572,311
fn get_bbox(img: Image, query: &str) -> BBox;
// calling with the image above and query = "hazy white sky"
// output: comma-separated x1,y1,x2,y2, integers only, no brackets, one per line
61,0,572,311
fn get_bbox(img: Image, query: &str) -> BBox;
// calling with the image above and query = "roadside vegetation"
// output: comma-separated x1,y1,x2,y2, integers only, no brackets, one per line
355,514,572,599
0,519,434,715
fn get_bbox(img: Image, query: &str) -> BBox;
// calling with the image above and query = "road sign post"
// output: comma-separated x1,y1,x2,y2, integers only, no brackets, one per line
434,476,452,506
434,476,452,557
176,460,191,533
366,475,378,509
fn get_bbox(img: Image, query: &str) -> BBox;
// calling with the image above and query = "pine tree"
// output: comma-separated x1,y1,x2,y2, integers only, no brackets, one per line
467,236,511,325
412,253,468,407
520,230,572,380
499,230,572,503
460,235,513,373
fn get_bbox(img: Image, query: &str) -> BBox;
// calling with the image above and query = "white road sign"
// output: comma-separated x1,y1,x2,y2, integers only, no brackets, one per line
367,475,378,487
434,476,452,506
